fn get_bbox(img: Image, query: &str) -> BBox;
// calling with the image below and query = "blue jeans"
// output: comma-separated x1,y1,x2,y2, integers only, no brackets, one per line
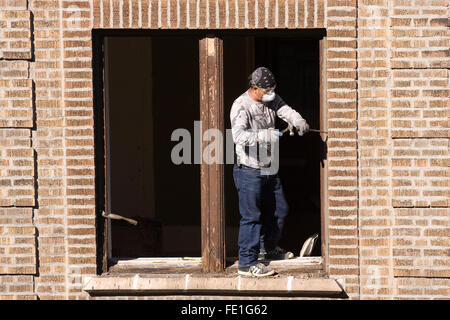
233,164,289,268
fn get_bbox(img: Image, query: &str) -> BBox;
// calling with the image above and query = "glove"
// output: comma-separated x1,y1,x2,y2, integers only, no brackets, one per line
257,128,283,144
294,119,310,136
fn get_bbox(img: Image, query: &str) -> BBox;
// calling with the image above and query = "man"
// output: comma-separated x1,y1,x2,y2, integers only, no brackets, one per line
230,67,310,277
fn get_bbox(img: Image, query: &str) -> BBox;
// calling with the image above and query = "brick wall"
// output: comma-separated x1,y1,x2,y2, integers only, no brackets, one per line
0,0,37,300
93,0,326,29
357,0,449,299
0,3,32,60
326,0,359,298
0,0,448,300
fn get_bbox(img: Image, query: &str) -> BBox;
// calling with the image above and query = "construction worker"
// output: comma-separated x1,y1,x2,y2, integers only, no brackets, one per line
230,67,310,277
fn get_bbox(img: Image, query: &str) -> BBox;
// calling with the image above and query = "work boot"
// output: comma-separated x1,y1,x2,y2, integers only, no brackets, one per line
264,246,294,260
238,263,275,277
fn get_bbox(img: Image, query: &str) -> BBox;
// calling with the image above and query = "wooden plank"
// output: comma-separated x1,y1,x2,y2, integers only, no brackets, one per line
92,32,108,274
102,36,111,273
107,257,323,275
319,37,329,275
199,36,226,273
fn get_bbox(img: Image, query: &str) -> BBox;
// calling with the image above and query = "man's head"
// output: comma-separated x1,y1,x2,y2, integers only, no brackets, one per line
248,67,277,102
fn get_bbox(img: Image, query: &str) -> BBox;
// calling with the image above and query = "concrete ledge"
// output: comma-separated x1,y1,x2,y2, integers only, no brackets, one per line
83,274,344,297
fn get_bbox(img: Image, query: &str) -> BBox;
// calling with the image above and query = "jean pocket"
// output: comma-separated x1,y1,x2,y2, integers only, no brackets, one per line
233,169,242,191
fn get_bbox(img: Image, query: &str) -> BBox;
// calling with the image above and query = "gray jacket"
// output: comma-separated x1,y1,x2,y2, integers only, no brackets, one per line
230,91,305,169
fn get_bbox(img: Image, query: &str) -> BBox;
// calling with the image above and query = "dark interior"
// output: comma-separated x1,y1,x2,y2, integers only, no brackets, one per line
104,34,321,259
224,36,322,258
106,36,201,258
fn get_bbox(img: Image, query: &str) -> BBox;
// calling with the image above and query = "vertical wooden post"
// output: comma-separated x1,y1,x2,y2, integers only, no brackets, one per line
319,37,329,274
102,36,112,273
199,36,226,272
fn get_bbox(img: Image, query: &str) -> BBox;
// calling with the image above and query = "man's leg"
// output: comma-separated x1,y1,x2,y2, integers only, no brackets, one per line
259,180,275,254
260,173,291,258
233,165,264,268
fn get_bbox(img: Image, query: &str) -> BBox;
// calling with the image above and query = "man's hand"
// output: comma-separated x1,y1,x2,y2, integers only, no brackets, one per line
294,119,310,135
257,128,283,144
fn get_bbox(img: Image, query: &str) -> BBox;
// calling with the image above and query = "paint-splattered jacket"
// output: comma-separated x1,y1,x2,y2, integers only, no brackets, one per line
230,90,305,169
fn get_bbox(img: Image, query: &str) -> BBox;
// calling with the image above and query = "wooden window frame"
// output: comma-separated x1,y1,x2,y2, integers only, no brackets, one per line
199,36,226,272
93,30,328,275
199,35,328,274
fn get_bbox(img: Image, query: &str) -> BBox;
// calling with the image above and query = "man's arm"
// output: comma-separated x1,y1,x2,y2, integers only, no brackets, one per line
270,94,303,125
271,95,309,133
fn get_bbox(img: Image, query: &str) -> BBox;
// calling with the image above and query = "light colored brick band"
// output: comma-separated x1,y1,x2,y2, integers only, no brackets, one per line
92,0,326,29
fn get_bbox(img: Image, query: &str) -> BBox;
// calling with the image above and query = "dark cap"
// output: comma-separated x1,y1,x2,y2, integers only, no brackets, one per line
248,67,276,89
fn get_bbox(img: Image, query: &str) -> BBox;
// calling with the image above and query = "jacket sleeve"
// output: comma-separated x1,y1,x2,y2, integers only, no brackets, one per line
230,101,268,146
271,94,305,127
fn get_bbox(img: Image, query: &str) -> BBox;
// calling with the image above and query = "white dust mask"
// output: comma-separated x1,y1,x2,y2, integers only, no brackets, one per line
262,91,275,102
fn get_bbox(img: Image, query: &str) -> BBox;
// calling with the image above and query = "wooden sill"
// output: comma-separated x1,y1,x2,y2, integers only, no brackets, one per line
107,256,324,276
84,257,345,297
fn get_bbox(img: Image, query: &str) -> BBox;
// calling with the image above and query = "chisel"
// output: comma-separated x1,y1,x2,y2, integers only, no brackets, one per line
281,124,328,135
308,128,328,134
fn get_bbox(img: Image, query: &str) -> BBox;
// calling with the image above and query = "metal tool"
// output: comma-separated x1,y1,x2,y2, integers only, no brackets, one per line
281,123,328,136
308,128,328,134
299,233,319,257
281,123,295,136
102,210,138,226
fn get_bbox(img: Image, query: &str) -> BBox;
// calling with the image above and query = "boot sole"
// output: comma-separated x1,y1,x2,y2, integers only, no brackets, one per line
237,269,275,277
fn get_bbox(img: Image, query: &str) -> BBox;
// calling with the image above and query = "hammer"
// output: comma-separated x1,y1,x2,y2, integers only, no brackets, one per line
281,123,296,136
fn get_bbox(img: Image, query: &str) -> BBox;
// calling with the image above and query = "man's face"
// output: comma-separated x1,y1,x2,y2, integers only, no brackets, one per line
250,86,275,102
